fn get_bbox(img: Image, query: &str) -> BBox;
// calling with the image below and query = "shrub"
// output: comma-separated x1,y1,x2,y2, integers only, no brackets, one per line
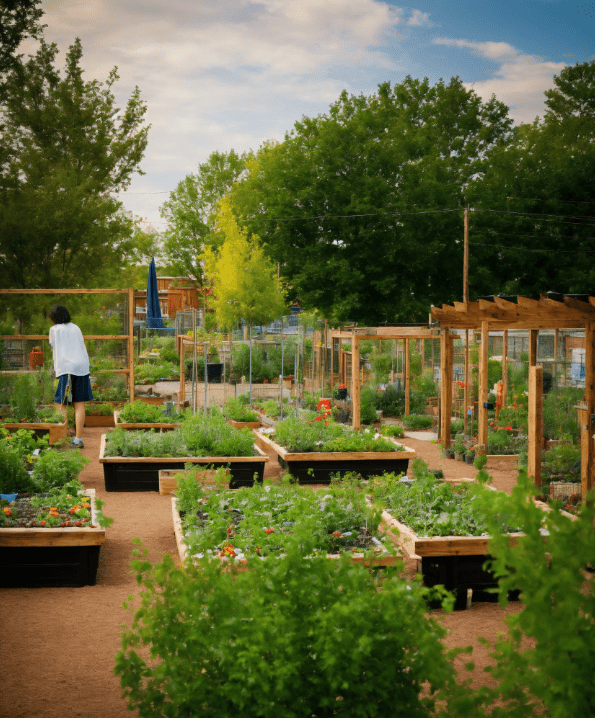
402,414,434,430
0,443,34,493
360,386,378,424
115,539,470,718
374,384,405,417
476,473,595,718
31,449,90,492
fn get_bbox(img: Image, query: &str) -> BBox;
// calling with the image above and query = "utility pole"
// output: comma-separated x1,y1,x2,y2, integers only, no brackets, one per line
463,202,469,305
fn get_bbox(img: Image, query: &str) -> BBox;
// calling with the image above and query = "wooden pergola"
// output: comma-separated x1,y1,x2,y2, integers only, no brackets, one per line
432,294,595,494
331,326,440,430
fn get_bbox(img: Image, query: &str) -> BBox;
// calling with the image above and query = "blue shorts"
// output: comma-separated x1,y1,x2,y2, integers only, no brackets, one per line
54,374,94,404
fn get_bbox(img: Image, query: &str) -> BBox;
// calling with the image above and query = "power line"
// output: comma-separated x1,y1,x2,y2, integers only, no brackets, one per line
469,240,595,254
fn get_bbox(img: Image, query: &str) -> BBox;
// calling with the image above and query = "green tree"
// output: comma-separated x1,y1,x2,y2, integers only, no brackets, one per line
0,0,45,80
467,61,595,297
203,197,286,329
160,149,247,286
0,38,149,294
230,78,512,324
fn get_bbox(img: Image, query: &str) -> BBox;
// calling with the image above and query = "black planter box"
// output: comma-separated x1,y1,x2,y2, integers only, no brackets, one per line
99,435,268,492
0,544,102,588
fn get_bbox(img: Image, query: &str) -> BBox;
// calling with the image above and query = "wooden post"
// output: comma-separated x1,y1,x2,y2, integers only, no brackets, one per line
179,339,186,405
463,205,469,305
478,322,489,452
529,329,538,367
128,288,135,403
352,332,361,430
464,329,469,434
528,365,543,485
440,329,452,448
404,338,410,416
582,323,595,494
502,329,508,405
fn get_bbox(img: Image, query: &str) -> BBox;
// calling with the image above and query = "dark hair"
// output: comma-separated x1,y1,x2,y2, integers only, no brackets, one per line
49,304,71,324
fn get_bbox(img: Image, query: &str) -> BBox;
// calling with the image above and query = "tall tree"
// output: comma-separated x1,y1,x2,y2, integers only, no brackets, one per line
229,78,513,325
467,61,595,297
0,38,150,291
202,197,286,330
160,149,247,286
0,0,44,80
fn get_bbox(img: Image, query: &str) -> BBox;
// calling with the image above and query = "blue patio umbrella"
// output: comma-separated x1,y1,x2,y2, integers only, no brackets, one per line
146,257,163,329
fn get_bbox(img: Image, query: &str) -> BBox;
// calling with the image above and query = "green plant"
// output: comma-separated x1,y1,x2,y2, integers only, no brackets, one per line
222,397,259,422
381,424,404,439
134,360,177,384
9,374,37,421
542,387,582,442
402,414,434,430
475,473,595,718
473,453,487,470
117,401,183,424
373,384,405,417
115,537,471,718
30,449,90,492
0,442,34,493
540,442,580,487
85,402,114,416
360,386,378,424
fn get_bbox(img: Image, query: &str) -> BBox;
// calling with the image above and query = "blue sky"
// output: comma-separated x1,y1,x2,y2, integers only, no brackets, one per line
29,1,595,230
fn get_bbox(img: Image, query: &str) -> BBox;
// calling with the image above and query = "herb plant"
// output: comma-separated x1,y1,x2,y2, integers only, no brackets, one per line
118,400,184,424
402,414,434,430
222,397,259,422
116,539,472,718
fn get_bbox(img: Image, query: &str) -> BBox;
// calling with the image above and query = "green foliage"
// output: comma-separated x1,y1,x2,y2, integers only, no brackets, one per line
230,78,512,323
368,462,521,537
475,473,595,717
360,386,378,424
222,397,259,422
9,373,38,421
0,0,45,80
160,150,248,285
176,479,388,558
0,442,34,493
402,414,434,430
271,417,403,453
134,361,177,383
117,401,183,424
373,384,405,417
542,387,582,442
381,424,404,439
30,449,90,493
0,38,149,293
541,442,581,486
104,412,255,458
410,375,439,415
203,198,286,329
115,538,470,717
85,402,114,416
487,429,526,456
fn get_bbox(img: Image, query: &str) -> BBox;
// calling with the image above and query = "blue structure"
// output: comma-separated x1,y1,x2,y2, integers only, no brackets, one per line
146,257,163,329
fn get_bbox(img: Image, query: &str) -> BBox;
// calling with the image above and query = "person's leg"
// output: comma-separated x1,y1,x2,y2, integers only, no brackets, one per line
73,402,85,441
54,402,68,422
53,375,68,423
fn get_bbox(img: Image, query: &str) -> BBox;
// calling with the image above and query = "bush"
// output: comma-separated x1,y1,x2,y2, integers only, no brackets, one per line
360,387,378,424
116,540,469,718
402,414,434,430
373,384,405,417
0,443,34,493
477,473,595,717
31,449,90,492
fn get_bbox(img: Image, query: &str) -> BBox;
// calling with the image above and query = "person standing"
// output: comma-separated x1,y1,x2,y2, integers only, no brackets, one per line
48,304,93,448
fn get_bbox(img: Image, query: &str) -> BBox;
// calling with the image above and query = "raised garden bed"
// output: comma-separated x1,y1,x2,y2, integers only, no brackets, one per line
158,468,220,494
0,489,106,587
170,480,401,566
84,402,117,427
255,429,415,485
114,411,183,431
1,419,68,444
227,419,261,430
99,434,268,492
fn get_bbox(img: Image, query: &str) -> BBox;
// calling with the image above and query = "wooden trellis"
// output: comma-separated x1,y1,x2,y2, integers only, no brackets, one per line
432,294,595,494
0,288,136,402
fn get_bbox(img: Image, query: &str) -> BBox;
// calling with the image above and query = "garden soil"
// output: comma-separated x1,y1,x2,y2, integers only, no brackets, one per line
0,427,524,718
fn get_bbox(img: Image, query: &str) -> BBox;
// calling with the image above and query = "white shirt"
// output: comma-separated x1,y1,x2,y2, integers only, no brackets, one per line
49,323,90,377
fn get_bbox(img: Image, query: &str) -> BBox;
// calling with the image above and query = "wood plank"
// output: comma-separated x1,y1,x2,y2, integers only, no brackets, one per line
159,468,220,495
528,365,543,485
0,288,130,294
352,332,361,430
0,490,105,547
478,322,489,451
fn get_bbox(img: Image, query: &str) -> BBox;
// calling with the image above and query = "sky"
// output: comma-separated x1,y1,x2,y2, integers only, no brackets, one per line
25,0,595,231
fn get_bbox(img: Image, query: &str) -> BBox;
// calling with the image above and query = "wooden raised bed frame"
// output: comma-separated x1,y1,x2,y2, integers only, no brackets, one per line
98,434,268,492
1,419,68,444
113,410,182,431
0,489,106,588
255,430,415,484
171,495,401,567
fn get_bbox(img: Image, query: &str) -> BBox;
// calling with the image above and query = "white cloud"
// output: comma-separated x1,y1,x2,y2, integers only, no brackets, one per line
407,9,432,27
432,38,566,123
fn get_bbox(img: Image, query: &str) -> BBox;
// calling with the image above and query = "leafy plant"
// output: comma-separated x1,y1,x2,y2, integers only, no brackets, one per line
9,373,37,421
222,397,259,422
115,538,470,717
359,386,378,425
31,450,90,492
134,361,177,384
118,400,183,424
0,442,34,493
381,424,404,439
475,473,595,718
373,384,405,417
85,402,114,416
402,414,434,430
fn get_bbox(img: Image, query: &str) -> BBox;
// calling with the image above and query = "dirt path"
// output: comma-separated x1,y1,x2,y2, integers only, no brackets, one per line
0,428,523,717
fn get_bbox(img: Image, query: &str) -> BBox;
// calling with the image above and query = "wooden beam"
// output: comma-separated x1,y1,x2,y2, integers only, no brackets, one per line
478,322,489,452
404,338,410,416
582,323,595,494
529,330,538,367
128,287,135,403
0,288,130,294
352,332,360,430
440,330,452,449
464,329,469,435
528,365,543,485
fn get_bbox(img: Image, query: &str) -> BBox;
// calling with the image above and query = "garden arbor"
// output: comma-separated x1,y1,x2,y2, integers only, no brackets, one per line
432,294,595,494
331,326,439,430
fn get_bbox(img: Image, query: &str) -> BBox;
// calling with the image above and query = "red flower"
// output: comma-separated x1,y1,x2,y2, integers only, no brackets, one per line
265,528,275,535
332,531,342,537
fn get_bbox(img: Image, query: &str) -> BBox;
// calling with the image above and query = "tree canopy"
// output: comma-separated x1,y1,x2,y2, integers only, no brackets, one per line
467,60,595,297
229,77,513,324
0,37,149,291
160,149,247,286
